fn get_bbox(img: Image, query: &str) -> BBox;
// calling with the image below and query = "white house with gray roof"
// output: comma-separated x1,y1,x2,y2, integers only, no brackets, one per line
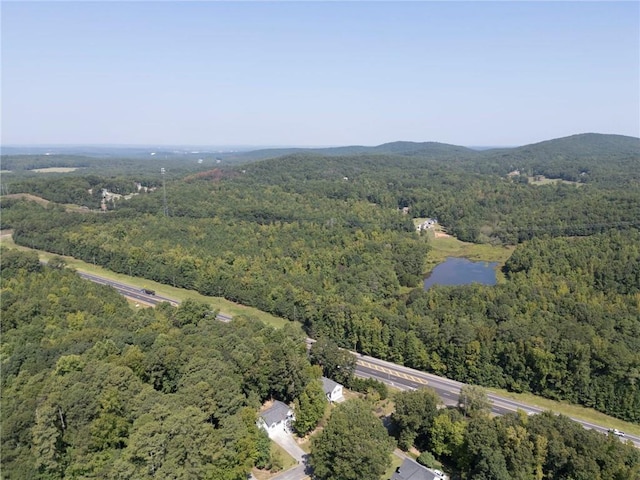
257,400,294,435
321,376,344,403
391,458,445,480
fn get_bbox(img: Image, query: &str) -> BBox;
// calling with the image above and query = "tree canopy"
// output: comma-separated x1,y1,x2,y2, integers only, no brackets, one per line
0,250,312,479
310,399,396,480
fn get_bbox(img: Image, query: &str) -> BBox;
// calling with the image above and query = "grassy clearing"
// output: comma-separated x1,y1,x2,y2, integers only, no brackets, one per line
485,386,640,437
30,167,78,173
424,229,515,277
1,193,94,213
2,193,52,206
528,176,581,186
0,232,295,331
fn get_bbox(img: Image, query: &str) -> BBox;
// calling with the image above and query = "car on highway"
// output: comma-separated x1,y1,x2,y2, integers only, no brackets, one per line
610,429,625,437
141,288,156,295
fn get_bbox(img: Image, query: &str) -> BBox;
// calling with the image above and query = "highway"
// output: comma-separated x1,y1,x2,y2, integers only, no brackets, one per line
80,269,639,448
355,354,640,448
76,271,233,322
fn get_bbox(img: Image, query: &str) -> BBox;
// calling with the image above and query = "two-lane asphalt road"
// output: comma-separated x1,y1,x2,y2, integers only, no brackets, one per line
79,269,639,448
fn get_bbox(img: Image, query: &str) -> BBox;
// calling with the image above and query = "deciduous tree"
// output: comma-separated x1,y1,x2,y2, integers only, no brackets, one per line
311,399,395,480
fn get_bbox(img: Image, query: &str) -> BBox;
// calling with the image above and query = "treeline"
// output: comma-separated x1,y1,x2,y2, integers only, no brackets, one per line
0,153,223,178
1,249,316,479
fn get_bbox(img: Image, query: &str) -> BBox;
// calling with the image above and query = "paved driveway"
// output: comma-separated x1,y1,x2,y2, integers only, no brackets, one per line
267,427,310,480
269,427,307,463
270,464,309,480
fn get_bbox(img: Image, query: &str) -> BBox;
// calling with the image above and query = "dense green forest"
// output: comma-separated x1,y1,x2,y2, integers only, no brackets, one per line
1,133,639,422
3,251,638,479
4,134,638,243
404,231,640,421
1,250,313,479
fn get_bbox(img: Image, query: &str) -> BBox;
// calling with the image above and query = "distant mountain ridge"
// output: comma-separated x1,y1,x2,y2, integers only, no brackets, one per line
225,140,481,161
2,133,638,163
481,133,640,158
223,133,639,163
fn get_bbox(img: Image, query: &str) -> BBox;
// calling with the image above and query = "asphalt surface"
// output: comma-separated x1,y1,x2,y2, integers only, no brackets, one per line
79,271,232,321
354,354,640,448
80,269,640,449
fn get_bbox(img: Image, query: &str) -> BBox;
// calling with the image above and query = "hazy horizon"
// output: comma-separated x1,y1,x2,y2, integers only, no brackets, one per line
4,130,639,150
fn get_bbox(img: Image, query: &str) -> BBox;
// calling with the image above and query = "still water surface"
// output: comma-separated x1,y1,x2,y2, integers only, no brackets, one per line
423,257,499,290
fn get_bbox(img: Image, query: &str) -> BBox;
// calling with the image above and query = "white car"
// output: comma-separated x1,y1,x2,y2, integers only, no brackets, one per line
432,470,445,478
611,429,625,437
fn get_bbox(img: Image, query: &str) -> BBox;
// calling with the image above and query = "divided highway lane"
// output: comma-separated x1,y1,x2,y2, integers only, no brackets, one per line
355,354,640,448
76,271,233,321
77,272,177,305
75,270,639,448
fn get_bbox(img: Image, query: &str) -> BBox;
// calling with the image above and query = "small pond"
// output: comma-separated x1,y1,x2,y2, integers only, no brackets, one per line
423,257,499,290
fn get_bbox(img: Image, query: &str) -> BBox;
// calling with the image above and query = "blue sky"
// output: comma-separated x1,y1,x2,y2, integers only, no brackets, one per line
2,1,638,147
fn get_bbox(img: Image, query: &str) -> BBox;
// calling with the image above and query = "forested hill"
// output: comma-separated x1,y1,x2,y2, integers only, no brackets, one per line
477,133,640,183
227,133,640,243
223,132,639,164
486,132,640,159
235,133,639,179
224,140,479,162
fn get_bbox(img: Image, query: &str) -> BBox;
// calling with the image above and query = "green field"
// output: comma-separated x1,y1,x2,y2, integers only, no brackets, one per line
251,442,299,480
528,176,582,186
381,454,404,480
30,167,79,173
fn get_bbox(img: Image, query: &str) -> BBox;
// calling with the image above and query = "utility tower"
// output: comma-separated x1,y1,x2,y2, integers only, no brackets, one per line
161,167,168,217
